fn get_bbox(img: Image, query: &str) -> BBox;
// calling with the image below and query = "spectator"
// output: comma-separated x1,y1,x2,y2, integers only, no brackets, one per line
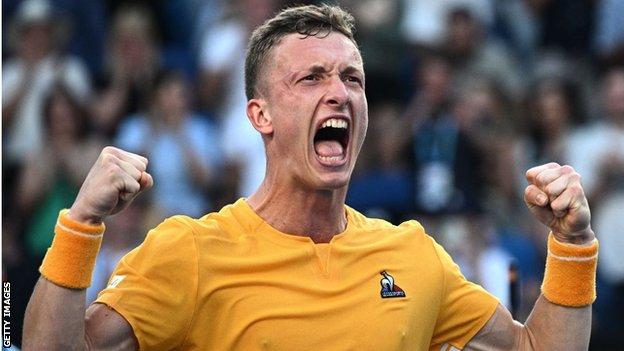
453,76,523,214
404,56,484,215
532,0,595,58
342,0,407,104
593,190,624,347
347,102,413,221
401,0,495,49
594,0,624,67
443,6,523,97
15,84,103,261
115,70,221,218
198,0,278,198
525,77,586,165
565,68,624,201
3,0,92,165
91,4,160,137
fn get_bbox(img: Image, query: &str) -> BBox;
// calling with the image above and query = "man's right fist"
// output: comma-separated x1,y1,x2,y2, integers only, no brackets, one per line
68,146,153,225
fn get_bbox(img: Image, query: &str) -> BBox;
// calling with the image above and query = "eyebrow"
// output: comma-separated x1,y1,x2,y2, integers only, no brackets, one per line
341,66,363,76
306,65,363,75
309,65,328,74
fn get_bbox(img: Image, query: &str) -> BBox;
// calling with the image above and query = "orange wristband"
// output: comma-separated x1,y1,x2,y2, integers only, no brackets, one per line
39,209,105,289
541,233,598,307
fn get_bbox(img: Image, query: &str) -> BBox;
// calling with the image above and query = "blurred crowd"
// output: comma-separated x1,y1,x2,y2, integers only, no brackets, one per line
2,0,623,349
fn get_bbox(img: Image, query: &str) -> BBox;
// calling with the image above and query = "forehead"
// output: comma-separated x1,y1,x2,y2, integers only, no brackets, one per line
270,32,363,73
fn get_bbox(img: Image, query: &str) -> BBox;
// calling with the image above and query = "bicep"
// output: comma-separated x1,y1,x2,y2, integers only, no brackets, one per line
85,303,138,351
464,303,525,351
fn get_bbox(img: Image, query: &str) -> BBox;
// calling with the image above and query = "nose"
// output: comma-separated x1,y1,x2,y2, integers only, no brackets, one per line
323,76,350,108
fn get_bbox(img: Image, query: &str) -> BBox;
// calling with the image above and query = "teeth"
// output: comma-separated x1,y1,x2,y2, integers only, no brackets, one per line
319,155,342,162
321,118,348,129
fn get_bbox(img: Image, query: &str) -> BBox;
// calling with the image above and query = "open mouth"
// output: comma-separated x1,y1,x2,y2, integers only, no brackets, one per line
313,118,349,165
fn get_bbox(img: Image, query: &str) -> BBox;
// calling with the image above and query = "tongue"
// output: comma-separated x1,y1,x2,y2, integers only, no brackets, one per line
314,140,344,157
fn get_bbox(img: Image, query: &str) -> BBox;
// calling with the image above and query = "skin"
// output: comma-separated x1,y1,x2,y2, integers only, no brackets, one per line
246,32,367,242
22,32,594,350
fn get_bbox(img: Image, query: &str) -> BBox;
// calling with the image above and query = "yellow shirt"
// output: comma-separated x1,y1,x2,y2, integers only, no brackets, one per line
96,199,498,350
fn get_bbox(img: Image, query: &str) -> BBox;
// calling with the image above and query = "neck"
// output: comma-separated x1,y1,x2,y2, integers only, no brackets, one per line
247,173,348,244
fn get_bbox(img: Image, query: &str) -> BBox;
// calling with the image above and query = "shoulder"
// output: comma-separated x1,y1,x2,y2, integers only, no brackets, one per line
139,216,199,253
346,206,429,241
146,203,247,244
347,206,425,231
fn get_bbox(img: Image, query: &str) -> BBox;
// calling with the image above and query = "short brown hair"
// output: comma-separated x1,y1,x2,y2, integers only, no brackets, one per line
244,4,357,100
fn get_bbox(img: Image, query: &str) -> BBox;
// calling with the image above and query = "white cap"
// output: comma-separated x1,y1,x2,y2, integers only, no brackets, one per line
14,0,54,27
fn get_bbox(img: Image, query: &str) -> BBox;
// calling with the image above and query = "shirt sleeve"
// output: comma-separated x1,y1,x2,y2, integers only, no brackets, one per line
430,237,500,350
2,62,21,105
95,217,199,350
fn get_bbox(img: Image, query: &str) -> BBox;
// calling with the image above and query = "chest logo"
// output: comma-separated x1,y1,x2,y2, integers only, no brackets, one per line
380,271,406,298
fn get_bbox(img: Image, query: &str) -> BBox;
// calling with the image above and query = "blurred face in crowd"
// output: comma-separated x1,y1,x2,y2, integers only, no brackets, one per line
47,91,81,143
18,22,52,62
254,32,368,190
537,86,570,135
110,8,156,76
603,70,624,123
447,10,478,55
454,86,495,130
154,76,189,125
419,58,451,106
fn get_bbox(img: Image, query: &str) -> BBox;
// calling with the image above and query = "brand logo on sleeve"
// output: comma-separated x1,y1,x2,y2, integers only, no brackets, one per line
107,275,126,289
380,271,406,298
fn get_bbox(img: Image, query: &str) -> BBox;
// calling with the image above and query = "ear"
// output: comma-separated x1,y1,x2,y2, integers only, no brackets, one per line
246,98,274,135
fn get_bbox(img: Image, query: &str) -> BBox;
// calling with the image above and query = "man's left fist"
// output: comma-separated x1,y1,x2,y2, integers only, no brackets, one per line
524,163,595,245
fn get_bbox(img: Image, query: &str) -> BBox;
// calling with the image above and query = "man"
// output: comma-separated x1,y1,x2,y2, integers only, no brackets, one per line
23,5,597,350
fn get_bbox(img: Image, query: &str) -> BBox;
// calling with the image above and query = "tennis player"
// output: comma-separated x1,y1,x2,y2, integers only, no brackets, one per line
23,5,597,350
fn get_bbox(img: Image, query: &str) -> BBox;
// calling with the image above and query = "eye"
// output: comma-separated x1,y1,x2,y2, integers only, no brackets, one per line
344,75,363,86
301,74,320,82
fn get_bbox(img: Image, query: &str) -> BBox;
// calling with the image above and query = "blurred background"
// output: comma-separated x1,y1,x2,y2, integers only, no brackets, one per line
2,0,623,349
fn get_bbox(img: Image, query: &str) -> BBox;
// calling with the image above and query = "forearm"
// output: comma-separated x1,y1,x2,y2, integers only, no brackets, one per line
520,295,591,350
470,164,597,350
520,234,595,350
23,277,87,350
468,232,596,350
23,208,105,350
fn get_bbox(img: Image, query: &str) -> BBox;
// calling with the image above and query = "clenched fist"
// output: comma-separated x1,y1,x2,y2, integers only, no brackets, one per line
524,163,595,245
68,146,153,225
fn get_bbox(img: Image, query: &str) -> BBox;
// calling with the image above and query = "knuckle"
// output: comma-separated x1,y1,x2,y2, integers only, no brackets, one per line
101,153,118,165
128,181,140,194
570,185,583,196
550,198,563,210
561,165,574,174
102,146,118,155
535,174,547,186
107,163,122,176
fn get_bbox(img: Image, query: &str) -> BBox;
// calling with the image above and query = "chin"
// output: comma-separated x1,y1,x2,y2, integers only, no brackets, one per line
314,171,351,190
